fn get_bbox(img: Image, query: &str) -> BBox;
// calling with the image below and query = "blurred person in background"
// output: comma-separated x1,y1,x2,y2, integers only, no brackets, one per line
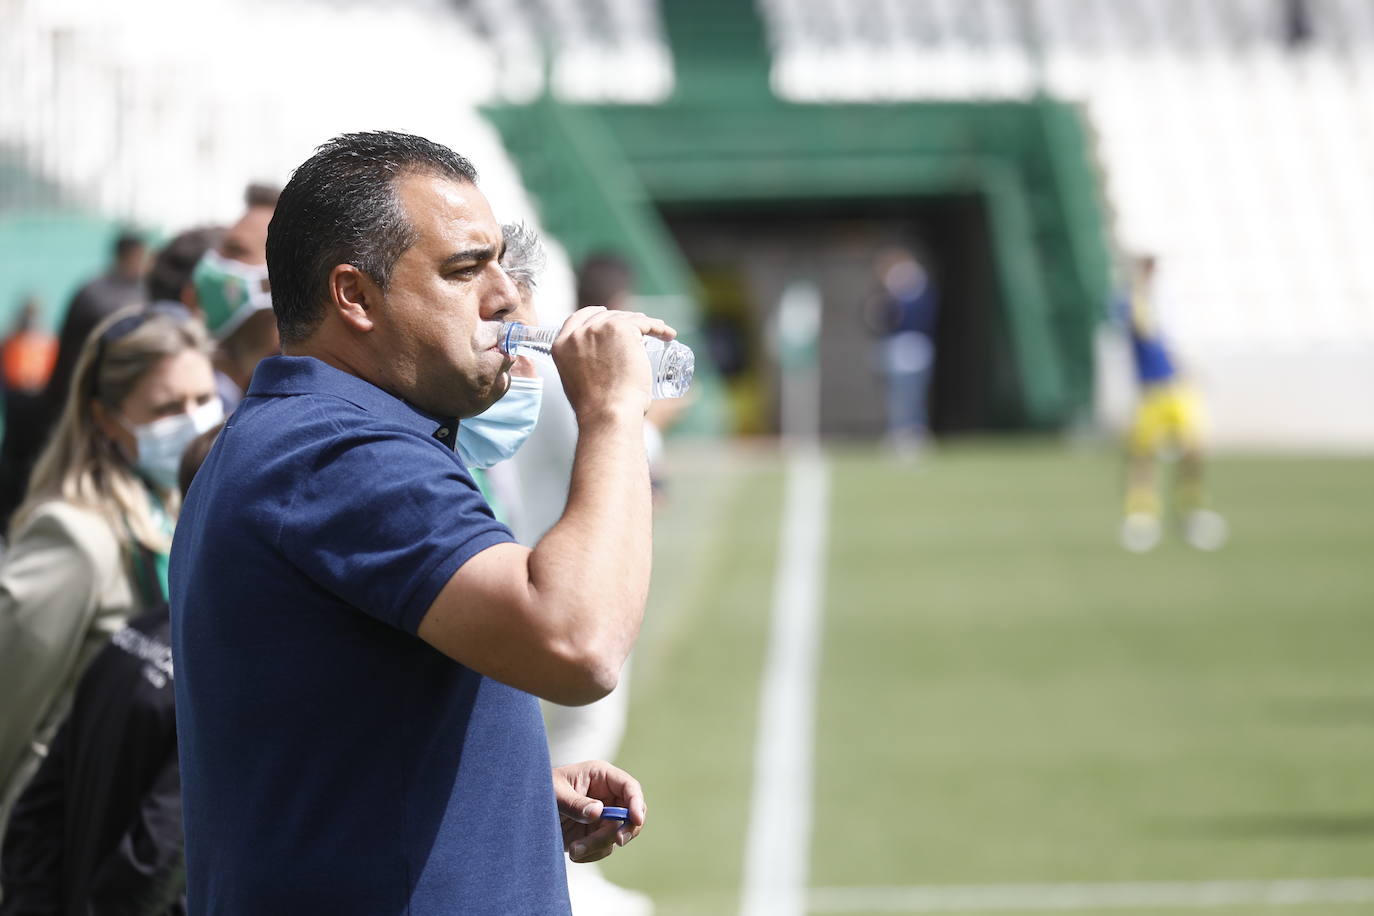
0,298,59,534
0,306,220,834
440,222,545,524
171,131,660,914
577,253,633,311
190,184,281,414
44,232,148,421
494,236,655,916
145,227,223,314
578,252,686,495
464,222,547,525
0,422,223,916
0,234,149,529
0,229,223,532
865,246,939,458
1,299,57,397
1118,254,1228,553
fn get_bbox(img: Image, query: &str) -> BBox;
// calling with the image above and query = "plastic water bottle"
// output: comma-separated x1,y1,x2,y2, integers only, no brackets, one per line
498,322,695,400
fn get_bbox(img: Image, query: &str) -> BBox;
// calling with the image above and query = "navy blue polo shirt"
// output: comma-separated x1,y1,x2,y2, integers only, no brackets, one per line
170,355,570,915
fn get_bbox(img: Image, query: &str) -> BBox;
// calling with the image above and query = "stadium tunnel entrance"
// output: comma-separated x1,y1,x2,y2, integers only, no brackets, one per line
661,195,1008,438
484,91,1111,439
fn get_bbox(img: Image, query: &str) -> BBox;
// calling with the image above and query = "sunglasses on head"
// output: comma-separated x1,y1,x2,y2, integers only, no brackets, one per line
90,303,195,400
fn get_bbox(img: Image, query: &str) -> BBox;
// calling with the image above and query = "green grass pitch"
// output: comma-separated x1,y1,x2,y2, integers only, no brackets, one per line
600,442,1374,915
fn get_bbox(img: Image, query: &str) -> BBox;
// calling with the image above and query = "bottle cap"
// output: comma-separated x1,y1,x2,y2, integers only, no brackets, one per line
600,806,630,821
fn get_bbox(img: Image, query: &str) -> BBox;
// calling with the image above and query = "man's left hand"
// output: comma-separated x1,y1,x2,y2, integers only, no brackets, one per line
553,760,646,863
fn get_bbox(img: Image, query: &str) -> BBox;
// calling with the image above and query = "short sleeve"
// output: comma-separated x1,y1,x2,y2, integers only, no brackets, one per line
277,424,513,634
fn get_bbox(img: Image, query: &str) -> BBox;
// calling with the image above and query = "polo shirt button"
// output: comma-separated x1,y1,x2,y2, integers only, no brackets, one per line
436,428,450,438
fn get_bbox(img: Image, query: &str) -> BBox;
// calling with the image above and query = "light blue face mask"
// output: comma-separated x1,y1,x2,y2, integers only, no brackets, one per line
121,398,225,490
456,375,543,469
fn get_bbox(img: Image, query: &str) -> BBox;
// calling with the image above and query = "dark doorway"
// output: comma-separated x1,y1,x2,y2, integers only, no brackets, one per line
661,195,1003,438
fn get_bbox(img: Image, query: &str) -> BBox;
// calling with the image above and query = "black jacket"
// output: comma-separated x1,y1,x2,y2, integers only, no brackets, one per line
1,606,184,916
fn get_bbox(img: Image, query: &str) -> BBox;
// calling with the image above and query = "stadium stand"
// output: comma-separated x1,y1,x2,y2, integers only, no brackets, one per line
754,0,1374,448
466,0,674,102
0,0,581,341
2,0,1371,446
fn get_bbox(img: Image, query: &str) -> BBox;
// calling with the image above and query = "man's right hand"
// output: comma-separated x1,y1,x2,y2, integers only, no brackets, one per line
553,307,675,419
420,312,669,706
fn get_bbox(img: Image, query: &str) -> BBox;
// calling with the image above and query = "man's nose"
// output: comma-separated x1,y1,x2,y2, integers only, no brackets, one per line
483,263,521,320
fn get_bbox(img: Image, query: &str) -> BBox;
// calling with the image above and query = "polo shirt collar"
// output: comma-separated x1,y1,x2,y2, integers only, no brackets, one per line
247,356,460,450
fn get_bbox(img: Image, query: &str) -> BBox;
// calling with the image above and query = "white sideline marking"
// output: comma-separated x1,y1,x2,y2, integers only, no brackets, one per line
739,447,830,916
808,879,1374,912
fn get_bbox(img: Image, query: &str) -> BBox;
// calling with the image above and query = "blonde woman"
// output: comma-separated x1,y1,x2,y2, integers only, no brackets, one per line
0,305,220,823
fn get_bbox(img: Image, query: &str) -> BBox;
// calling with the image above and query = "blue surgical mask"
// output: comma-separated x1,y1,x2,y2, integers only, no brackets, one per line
122,398,225,490
456,375,543,469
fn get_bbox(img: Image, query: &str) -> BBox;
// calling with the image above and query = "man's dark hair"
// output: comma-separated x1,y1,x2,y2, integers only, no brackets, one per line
147,226,224,304
267,131,479,345
575,253,634,309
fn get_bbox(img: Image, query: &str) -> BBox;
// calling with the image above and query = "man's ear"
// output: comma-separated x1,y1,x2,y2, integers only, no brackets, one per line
329,264,380,333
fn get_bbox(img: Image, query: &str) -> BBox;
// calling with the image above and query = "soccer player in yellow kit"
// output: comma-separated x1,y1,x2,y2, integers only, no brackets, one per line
1119,255,1228,553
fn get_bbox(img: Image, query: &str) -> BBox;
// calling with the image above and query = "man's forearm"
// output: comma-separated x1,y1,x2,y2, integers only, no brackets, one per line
526,403,651,680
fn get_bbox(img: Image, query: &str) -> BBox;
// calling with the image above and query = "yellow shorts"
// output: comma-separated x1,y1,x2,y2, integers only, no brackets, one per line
1128,383,1203,455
